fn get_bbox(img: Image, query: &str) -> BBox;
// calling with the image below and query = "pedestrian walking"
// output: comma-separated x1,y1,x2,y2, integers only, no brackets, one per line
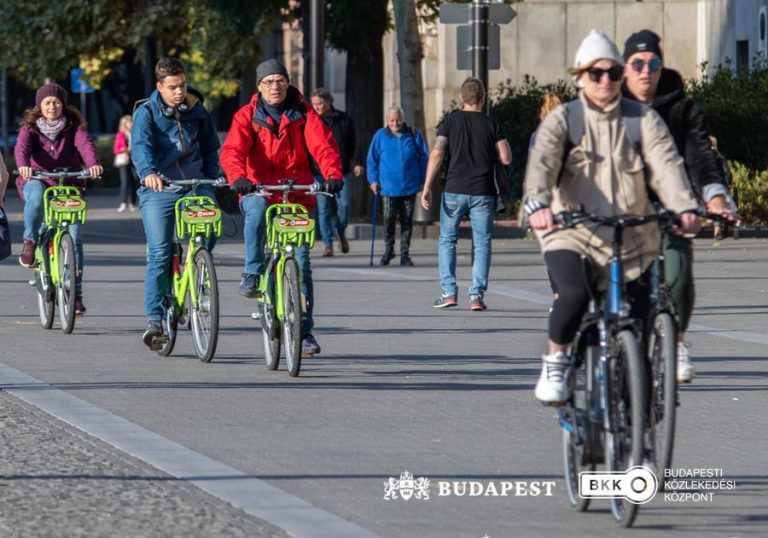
310,87,364,257
113,115,138,212
421,78,512,310
367,106,428,266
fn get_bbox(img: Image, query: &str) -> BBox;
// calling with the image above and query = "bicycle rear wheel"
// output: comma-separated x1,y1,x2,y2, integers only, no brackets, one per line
190,249,219,362
647,312,677,478
157,297,178,357
56,233,77,334
563,346,597,511
282,259,302,377
36,271,55,330
605,329,645,527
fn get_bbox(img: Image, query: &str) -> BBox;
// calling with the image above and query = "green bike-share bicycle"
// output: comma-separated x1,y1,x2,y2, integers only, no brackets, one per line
24,170,93,334
152,177,230,362
248,180,330,377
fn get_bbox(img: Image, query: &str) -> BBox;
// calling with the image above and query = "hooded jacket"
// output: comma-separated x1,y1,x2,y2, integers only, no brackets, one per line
524,92,698,285
14,117,100,199
130,87,221,184
622,68,726,200
220,86,342,211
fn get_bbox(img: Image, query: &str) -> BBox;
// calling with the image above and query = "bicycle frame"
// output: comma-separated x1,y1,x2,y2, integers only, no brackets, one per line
169,192,223,317
259,201,316,320
37,184,87,287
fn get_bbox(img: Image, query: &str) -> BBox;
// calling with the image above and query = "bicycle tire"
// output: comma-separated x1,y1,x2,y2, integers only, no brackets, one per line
157,297,178,357
605,329,645,527
190,249,219,362
647,312,677,479
283,259,302,377
36,272,55,330
57,233,77,334
563,346,597,511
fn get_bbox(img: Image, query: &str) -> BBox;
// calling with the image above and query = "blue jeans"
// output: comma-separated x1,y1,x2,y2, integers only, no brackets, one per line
23,179,84,295
138,186,216,321
240,194,314,336
438,192,494,297
315,172,351,246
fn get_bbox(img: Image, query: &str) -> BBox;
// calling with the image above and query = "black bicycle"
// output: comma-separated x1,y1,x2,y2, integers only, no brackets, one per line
553,210,683,527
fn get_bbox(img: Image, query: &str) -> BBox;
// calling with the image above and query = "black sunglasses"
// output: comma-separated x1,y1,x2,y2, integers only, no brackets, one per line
586,65,624,83
630,58,663,73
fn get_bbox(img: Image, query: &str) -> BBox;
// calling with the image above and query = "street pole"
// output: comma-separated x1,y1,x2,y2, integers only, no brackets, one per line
80,92,87,125
1,68,7,153
309,0,325,92
471,0,489,114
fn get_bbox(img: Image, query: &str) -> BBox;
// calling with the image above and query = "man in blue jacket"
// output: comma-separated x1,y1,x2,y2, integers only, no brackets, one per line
132,57,221,350
367,106,428,266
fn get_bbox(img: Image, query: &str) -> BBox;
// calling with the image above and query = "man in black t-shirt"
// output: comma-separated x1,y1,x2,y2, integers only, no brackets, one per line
421,77,512,311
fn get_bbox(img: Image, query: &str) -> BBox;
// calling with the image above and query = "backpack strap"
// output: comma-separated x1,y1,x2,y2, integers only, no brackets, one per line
620,98,644,152
563,99,584,159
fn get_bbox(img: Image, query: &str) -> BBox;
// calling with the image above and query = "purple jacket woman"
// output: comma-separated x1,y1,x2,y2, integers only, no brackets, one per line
15,83,102,314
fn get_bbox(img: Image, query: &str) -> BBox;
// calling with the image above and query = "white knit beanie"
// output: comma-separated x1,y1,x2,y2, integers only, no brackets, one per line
571,29,623,72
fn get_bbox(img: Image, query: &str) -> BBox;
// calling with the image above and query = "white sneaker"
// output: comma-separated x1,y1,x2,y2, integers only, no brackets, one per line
129,204,137,212
535,352,569,404
117,203,127,212
676,342,696,383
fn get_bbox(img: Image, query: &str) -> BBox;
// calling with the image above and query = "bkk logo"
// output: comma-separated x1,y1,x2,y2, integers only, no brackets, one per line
578,466,658,504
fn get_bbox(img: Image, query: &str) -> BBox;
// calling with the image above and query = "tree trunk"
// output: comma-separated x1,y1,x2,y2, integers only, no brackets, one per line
392,0,426,136
346,29,384,220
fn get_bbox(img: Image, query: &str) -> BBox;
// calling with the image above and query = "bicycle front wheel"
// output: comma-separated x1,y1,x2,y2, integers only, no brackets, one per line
647,312,677,478
36,271,55,330
190,249,219,362
157,297,178,357
57,233,77,334
605,329,645,527
282,259,302,377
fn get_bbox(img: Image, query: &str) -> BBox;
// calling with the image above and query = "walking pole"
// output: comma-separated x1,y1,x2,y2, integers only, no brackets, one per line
369,192,378,266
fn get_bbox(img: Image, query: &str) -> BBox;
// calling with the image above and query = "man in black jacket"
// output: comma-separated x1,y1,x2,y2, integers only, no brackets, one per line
622,29,736,383
310,88,364,257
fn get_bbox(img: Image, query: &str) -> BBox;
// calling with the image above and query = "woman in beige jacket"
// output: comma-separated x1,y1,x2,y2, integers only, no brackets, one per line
523,30,700,404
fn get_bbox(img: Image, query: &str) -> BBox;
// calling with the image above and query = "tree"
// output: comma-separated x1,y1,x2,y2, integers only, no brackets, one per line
392,0,426,135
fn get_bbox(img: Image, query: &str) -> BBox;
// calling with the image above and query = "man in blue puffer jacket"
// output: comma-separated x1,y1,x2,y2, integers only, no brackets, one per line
367,106,428,266
132,57,221,350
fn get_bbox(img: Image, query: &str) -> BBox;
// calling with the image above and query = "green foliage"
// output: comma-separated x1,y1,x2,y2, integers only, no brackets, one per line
728,161,768,225
489,76,576,199
326,0,390,59
688,64,768,170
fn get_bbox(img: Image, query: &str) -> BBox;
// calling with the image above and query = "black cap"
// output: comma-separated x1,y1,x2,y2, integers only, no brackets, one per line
623,29,663,61
256,59,289,84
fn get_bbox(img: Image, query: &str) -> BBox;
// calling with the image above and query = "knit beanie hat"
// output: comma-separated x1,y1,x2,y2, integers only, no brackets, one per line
35,83,68,107
256,59,289,84
623,29,663,61
569,29,623,74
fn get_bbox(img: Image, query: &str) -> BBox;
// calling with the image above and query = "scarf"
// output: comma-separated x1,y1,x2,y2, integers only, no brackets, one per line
36,116,67,141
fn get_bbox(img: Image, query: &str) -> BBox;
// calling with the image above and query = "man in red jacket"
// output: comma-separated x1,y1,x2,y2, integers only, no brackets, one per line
220,59,343,355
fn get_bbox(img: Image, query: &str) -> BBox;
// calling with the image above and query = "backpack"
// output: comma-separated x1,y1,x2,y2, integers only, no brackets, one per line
560,98,645,184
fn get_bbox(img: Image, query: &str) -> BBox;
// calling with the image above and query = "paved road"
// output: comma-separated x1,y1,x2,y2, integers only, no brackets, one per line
0,192,766,537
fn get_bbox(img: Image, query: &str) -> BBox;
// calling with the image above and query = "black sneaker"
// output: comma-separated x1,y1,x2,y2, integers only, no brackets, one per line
379,250,395,266
238,273,260,298
433,293,458,308
301,334,321,355
400,255,414,267
142,321,166,350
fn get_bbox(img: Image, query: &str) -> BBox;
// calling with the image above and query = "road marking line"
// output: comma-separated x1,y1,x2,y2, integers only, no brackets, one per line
329,267,768,346
0,363,381,538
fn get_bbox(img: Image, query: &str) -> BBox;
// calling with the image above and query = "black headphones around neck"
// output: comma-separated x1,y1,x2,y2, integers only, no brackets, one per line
160,98,189,118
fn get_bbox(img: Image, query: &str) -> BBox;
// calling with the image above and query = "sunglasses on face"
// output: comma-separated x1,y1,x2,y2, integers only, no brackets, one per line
630,58,663,73
586,65,624,83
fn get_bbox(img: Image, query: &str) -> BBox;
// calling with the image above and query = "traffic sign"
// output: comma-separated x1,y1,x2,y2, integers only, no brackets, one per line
440,2,516,25
70,68,95,94
457,24,501,70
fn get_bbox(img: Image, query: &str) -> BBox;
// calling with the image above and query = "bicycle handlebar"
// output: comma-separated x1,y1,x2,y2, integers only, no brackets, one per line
163,177,229,188
552,209,682,230
246,181,331,197
16,169,94,181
